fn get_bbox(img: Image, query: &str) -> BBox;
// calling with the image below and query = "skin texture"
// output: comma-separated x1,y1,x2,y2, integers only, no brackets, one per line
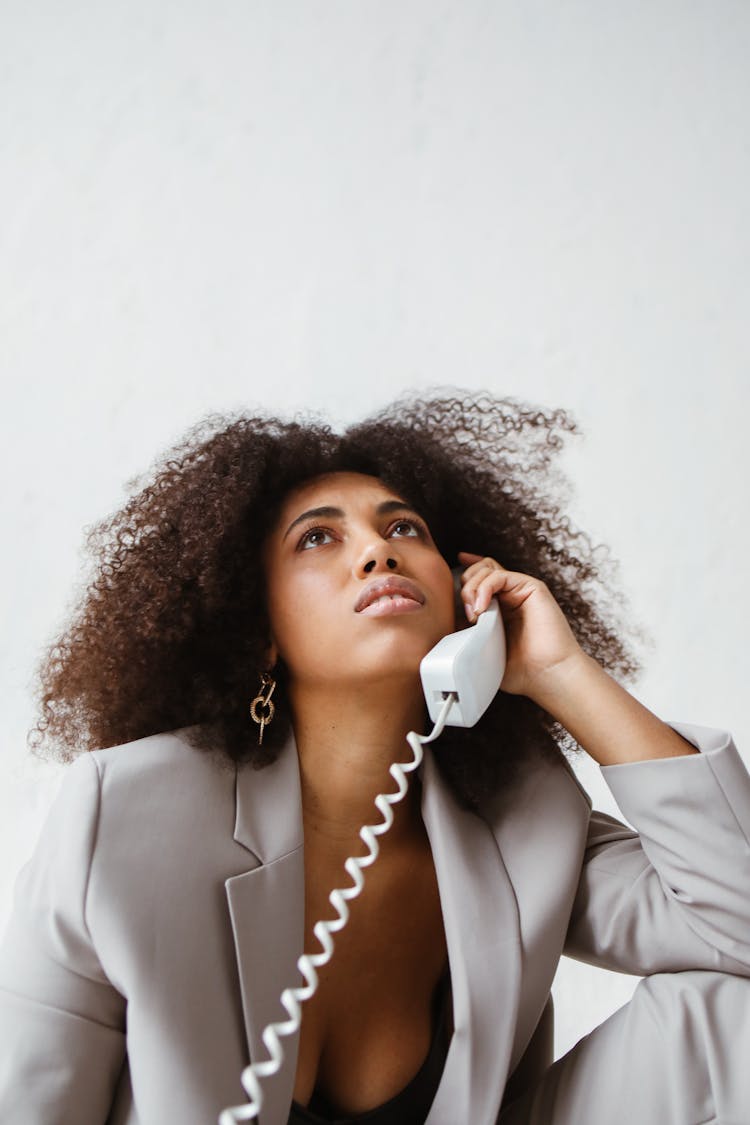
263,471,457,702
261,470,456,844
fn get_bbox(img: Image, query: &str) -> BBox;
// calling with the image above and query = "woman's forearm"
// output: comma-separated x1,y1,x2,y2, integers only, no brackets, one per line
528,652,699,766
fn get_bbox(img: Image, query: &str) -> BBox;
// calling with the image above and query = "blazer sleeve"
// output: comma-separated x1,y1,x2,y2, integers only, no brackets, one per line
0,753,126,1125
563,721,750,976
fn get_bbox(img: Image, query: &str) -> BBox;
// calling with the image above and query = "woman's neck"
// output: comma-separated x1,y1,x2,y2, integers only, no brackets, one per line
289,678,430,855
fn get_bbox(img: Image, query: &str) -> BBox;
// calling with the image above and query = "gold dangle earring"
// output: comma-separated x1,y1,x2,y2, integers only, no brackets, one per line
250,672,276,746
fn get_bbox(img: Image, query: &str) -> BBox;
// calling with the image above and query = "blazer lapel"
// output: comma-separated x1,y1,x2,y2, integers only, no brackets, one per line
420,745,522,1125
224,730,305,1125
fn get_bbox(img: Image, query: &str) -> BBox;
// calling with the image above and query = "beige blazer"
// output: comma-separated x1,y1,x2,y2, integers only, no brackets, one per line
1,719,749,1125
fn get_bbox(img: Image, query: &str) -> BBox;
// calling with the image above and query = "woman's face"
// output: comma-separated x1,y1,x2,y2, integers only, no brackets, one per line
262,471,456,690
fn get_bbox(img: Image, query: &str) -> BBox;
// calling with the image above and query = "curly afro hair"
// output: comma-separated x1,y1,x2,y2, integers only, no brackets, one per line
28,388,650,809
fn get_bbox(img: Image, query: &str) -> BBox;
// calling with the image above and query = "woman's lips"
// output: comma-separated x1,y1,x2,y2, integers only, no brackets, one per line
354,575,426,612
358,594,424,618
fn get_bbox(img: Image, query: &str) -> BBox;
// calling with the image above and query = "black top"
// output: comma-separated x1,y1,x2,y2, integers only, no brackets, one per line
287,969,453,1125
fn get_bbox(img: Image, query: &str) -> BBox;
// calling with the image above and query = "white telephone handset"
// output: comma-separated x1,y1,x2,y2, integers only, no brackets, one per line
218,573,506,1124
420,593,506,728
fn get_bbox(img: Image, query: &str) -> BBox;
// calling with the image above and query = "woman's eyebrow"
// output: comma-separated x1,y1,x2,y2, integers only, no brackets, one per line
282,499,418,541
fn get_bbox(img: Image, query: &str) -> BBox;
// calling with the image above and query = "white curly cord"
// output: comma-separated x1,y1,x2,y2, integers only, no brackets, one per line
218,692,457,1125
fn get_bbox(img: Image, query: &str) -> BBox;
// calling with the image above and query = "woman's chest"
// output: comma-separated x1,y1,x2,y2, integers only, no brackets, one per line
292,840,449,1114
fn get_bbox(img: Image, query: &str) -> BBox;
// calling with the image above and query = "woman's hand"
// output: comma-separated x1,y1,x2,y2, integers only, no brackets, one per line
458,552,700,763
457,551,586,702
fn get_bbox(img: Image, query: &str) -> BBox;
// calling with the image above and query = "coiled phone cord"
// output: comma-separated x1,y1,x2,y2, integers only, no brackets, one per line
218,691,457,1125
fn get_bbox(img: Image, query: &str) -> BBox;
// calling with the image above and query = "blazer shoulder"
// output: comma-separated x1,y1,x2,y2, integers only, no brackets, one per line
78,726,242,878
76,729,254,953
87,724,235,792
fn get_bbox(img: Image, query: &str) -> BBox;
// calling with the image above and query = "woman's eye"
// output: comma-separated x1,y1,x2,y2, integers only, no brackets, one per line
299,527,334,550
298,518,426,550
390,519,421,538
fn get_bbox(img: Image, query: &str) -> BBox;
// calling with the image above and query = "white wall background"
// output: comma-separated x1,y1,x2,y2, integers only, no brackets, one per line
1,0,748,1067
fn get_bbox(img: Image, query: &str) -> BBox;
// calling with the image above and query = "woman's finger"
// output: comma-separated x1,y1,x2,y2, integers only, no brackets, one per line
457,555,509,619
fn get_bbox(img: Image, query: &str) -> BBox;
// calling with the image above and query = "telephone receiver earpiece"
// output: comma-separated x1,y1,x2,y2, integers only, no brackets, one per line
419,565,507,727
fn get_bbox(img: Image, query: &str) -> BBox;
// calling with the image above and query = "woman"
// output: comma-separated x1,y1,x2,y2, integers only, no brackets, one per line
1,390,749,1124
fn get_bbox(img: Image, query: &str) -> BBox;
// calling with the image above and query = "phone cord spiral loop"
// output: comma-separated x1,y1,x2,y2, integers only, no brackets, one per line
217,692,457,1125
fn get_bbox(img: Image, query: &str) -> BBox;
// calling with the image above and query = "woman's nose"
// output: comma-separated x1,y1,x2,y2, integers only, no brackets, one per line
363,556,398,574
357,540,399,576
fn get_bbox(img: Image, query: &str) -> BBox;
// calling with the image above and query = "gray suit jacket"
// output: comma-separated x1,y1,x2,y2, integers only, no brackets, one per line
1,720,749,1125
